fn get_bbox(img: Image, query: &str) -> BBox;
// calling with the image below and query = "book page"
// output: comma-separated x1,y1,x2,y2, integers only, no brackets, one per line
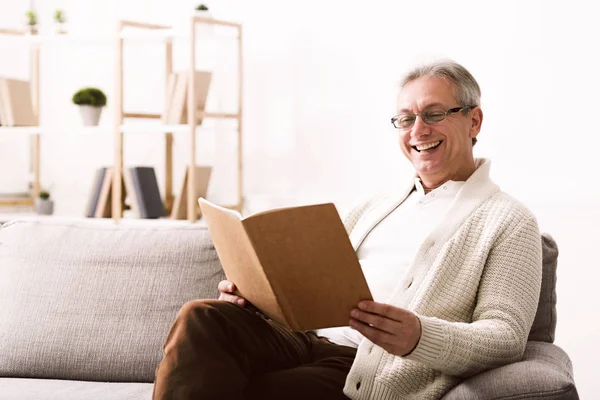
242,203,373,331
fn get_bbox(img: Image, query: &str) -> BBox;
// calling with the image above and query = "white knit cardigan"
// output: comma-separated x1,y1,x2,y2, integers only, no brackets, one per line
341,158,543,400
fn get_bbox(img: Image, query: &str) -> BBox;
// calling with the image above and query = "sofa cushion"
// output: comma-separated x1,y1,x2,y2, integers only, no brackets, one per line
528,233,558,343
0,219,225,383
442,341,578,400
0,378,153,400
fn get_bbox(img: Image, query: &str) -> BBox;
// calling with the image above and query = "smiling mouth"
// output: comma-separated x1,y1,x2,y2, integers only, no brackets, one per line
412,140,443,152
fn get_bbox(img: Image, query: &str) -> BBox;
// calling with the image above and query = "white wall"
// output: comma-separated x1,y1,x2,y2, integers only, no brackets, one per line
1,0,598,397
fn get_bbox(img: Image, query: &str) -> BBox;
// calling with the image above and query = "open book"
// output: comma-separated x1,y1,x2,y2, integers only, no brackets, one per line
198,198,373,332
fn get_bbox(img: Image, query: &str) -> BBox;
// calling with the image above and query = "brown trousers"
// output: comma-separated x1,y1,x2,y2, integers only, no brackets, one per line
152,299,357,400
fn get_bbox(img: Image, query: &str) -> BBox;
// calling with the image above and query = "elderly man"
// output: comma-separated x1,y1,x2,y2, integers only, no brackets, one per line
152,60,542,400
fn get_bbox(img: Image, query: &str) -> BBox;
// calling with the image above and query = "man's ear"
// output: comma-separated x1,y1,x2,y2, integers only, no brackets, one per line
469,107,483,139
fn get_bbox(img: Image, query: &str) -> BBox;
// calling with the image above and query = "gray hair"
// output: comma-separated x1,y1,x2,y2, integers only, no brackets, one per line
400,59,481,107
400,60,481,145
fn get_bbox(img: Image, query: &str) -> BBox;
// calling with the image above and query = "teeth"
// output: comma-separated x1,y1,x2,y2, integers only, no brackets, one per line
416,141,441,151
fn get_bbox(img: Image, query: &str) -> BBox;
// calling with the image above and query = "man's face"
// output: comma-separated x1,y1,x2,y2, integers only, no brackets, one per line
396,76,482,185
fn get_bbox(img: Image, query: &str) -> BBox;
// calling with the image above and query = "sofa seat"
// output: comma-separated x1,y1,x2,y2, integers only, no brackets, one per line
0,378,153,400
443,341,578,399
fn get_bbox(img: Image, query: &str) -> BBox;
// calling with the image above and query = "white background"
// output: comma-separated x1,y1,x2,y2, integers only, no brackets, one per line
1,0,598,397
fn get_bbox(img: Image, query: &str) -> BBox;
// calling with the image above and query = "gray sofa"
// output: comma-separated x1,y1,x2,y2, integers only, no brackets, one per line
0,219,579,399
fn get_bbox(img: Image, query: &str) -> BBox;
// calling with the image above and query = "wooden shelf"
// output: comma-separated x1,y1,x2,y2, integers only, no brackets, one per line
123,111,239,120
0,197,34,206
0,28,41,200
0,18,240,45
0,117,239,136
0,127,42,135
120,123,217,134
110,17,244,222
0,16,244,222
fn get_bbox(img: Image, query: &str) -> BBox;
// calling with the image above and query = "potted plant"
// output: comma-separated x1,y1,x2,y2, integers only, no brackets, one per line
195,4,212,18
72,87,107,126
26,10,38,35
54,9,67,34
35,190,54,215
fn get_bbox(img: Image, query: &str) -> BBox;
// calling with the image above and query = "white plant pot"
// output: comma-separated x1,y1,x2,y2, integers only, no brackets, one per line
195,10,212,19
194,11,214,34
55,23,68,34
79,105,103,126
35,199,54,215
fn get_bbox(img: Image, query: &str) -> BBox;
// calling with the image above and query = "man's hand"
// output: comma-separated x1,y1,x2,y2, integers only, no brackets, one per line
349,301,422,357
217,280,248,307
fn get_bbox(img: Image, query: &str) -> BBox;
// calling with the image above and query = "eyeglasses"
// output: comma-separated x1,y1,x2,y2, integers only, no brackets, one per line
391,106,475,130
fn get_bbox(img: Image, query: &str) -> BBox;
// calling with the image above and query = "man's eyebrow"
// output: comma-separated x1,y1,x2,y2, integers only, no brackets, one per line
398,102,446,113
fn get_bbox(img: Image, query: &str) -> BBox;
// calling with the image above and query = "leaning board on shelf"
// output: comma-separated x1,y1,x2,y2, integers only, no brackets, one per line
163,70,212,124
86,167,108,218
0,77,37,126
171,165,212,220
94,168,114,218
122,168,140,218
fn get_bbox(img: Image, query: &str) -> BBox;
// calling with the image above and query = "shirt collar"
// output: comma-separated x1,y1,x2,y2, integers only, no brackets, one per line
414,178,465,199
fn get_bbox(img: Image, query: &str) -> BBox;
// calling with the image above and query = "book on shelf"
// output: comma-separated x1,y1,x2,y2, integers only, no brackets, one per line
163,70,212,125
122,168,140,218
127,166,166,219
170,165,212,220
0,77,37,127
85,167,108,218
0,82,6,126
197,198,373,332
86,166,166,219
94,167,114,218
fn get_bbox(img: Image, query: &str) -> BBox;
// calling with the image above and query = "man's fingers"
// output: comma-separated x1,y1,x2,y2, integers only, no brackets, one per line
217,280,236,293
349,317,396,347
358,301,409,322
218,293,246,306
350,308,398,335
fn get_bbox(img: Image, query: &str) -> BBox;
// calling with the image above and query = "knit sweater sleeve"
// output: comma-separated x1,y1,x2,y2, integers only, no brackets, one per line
341,193,387,235
405,215,543,377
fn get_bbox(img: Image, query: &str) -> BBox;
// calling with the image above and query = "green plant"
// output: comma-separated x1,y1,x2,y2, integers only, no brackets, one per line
39,190,50,200
72,88,107,107
26,10,37,27
195,4,209,11
54,10,66,24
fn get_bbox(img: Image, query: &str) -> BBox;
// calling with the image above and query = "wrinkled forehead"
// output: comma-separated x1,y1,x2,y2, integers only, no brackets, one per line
397,76,458,113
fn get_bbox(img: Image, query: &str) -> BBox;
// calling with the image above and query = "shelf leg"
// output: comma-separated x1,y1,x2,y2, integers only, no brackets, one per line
187,17,197,223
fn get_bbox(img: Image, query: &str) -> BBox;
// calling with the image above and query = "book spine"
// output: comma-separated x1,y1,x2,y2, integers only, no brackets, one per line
129,167,149,218
86,167,107,218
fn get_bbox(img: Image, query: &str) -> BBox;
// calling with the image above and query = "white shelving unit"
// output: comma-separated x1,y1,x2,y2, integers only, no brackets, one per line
0,28,40,208
0,16,244,222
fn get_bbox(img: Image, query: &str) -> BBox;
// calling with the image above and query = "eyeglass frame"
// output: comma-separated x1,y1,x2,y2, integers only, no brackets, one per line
390,105,476,130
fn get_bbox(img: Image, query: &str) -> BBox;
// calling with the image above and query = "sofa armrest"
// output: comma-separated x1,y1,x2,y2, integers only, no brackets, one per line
442,341,579,400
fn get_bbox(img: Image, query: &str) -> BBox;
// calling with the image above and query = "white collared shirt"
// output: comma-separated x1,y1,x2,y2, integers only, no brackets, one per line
315,179,465,347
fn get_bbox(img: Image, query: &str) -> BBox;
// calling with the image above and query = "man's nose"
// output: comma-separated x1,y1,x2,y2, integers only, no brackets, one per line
410,115,431,138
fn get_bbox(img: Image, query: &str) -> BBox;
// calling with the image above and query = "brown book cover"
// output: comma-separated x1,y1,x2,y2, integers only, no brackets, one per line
198,198,373,332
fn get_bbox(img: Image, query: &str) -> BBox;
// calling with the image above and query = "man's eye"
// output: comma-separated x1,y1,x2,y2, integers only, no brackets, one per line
424,112,445,121
399,116,416,125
